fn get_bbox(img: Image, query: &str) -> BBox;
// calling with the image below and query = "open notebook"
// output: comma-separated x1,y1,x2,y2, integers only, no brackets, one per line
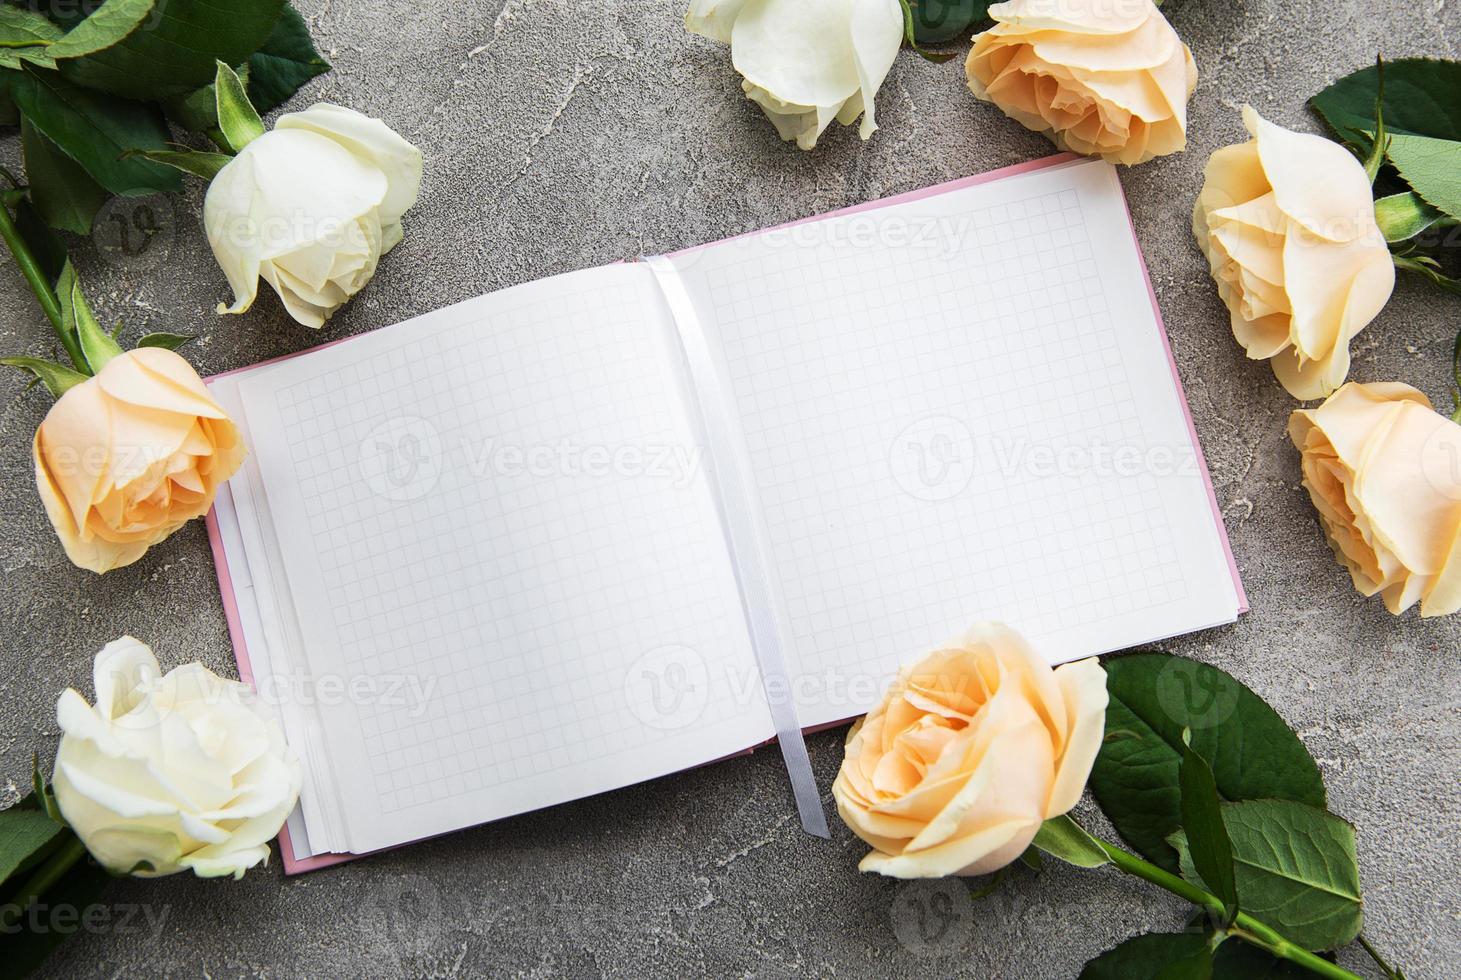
205,154,1245,872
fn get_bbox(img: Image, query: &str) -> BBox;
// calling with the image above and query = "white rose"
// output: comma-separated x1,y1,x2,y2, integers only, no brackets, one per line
686,0,904,150
205,103,423,329
52,637,301,879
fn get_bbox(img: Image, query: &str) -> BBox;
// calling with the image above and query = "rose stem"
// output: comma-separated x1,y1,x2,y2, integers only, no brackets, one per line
1093,838,1367,980
0,201,87,372
0,834,88,933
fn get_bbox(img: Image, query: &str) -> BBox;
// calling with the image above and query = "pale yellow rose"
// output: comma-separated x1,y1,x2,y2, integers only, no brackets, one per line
54,636,301,878
965,0,1197,165
1289,382,1461,617
1194,107,1395,400
833,623,1107,878
33,348,245,574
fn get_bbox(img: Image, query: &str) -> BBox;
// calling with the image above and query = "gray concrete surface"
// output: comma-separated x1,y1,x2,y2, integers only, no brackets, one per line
2,0,1458,976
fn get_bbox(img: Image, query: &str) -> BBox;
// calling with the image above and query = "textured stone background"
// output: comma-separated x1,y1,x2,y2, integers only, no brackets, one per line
2,0,1459,976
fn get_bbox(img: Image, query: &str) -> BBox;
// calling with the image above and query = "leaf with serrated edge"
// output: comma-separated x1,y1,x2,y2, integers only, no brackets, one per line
7,64,179,196
1088,653,1325,872
1386,133,1461,222
1311,57,1461,145
53,0,285,102
247,4,330,113
1170,800,1363,952
0,5,61,71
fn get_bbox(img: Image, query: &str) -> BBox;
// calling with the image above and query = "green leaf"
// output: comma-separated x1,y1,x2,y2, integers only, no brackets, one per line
1385,133,1461,222
213,60,264,152
12,196,69,284
896,0,957,64
1178,735,1238,924
1311,57,1461,145
124,147,233,181
7,64,179,196
21,115,106,233
51,0,287,102
0,5,62,71
0,356,89,396
58,265,123,372
1170,800,1364,952
1088,653,1325,872
907,0,990,44
0,843,113,979
135,331,193,351
1212,941,1328,979
0,807,66,883
1031,813,1110,869
1373,191,1447,242
1080,932,1214,980
247,4,330,113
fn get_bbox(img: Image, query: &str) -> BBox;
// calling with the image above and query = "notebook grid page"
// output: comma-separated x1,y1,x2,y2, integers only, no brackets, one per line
236,267,771,851
673,162,1235,724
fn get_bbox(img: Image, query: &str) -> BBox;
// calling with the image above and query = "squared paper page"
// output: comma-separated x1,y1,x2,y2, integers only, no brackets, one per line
667,158,1242,729
230,264,773,855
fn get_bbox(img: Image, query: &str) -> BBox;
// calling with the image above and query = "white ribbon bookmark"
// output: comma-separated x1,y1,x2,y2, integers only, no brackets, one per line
646,255,831,839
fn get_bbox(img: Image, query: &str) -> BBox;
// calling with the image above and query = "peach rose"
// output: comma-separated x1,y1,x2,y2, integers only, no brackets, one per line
965,0,1197,165
1289,382,1461,617
1194,107,1395,400
33,348,245,574
833,623,1108,877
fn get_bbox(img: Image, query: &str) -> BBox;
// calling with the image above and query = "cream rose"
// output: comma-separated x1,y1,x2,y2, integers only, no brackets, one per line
1289,382,1461,617
33,347,245,575
205,103,423,328
833,623,1108,877
1194,107,1395,400
53,637,301,878
685,0,904,150
965,0,1197,165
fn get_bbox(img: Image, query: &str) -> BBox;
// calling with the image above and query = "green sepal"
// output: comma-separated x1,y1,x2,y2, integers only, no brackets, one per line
1373,191,1447,242
58,262,123,373
0,356,89,397
135,332,195,351
1031,813,1111,869
123,147,234,181
214,60,265,153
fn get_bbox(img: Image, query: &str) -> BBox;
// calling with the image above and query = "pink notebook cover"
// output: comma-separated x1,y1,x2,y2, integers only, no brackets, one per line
203,151,1248,875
